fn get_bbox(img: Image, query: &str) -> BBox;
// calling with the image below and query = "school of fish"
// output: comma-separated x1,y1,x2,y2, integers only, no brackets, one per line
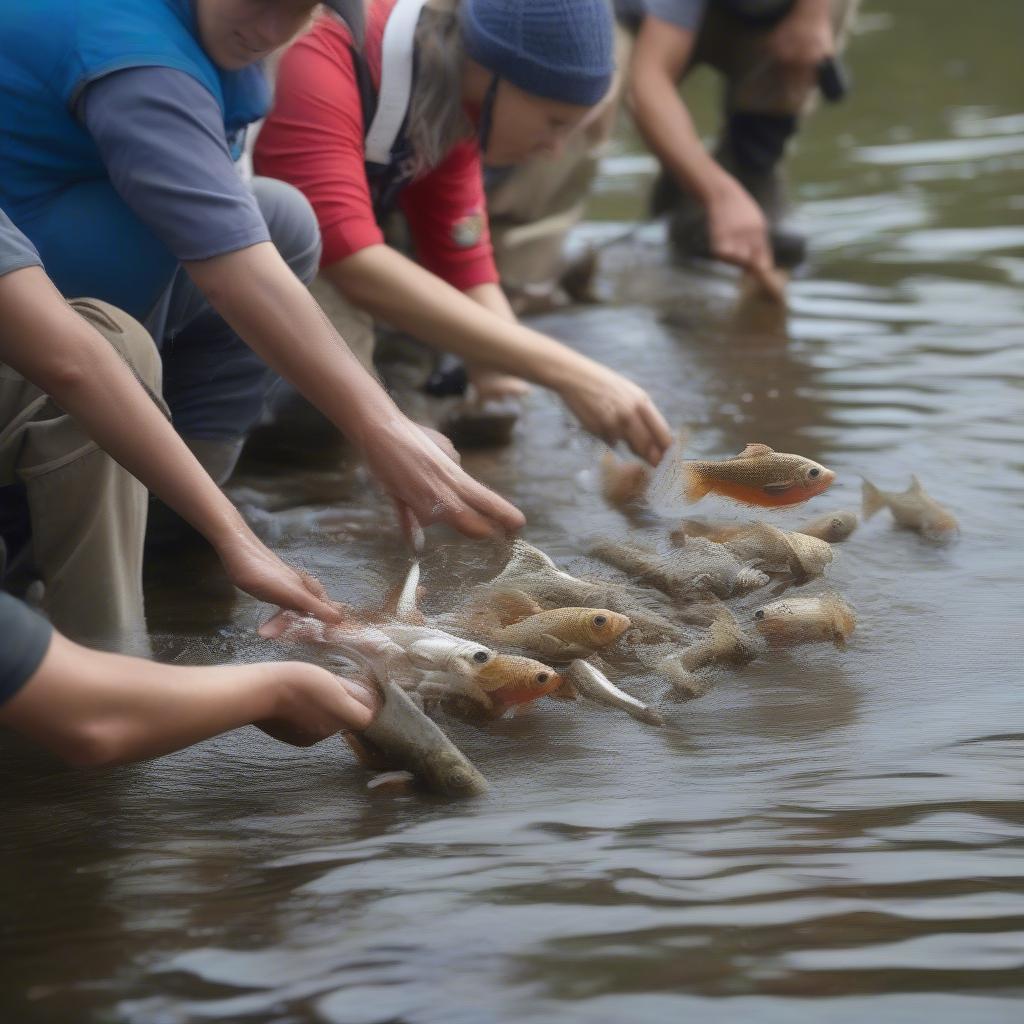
258,437,955,796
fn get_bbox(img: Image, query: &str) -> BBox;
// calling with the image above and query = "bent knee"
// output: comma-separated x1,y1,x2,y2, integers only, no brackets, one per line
251,176,323,285
69,298,164,398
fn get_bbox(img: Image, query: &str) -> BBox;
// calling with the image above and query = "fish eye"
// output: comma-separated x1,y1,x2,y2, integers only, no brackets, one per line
809,468,821,478
754,609,765,620
536,673,549,684
593,615,607,627
472,650,490,664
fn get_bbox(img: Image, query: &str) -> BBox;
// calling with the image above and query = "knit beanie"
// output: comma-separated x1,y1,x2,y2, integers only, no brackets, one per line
460,0,615,108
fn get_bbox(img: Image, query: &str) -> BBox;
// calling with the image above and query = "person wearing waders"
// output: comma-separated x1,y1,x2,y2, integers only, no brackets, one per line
254,0,672,462
485,0,860,304
627,0,860,280
0,0,524,590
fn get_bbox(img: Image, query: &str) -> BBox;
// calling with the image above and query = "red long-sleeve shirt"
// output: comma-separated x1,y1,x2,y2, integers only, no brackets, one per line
254,3,498,292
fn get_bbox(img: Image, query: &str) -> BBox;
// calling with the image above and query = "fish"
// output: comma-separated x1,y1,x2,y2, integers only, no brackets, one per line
656,443,835,508
680,614,760,672
861,476,958,542
591,537,769,601
600,450,652,510
492,607,631,660
474,654,565,713
379,622,497,677
795,509,859,544
721,523,833,584
359,678,489,796
753,594,856,649
564,659,664,726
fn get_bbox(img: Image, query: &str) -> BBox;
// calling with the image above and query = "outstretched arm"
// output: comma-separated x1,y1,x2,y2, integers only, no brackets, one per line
326,246,672,465
0,264,343,621
0,629,378,767
630,16,779,291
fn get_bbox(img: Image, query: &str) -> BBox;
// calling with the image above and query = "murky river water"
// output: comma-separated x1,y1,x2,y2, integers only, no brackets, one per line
3,2,1023,1021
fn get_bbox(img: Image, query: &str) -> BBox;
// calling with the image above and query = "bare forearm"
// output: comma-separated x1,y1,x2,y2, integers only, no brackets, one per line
0,634,281,766
630,58,730,206
184,242,409,450
0,268,247,549
325,245,588,390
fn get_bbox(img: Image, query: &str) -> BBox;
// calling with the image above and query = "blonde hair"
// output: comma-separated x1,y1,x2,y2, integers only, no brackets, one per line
406,1,474,177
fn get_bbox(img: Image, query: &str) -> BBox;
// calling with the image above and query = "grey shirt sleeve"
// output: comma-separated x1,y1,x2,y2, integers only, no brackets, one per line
0,593,53,707
78,67,271,263
637,0,707,31
0,209,43,278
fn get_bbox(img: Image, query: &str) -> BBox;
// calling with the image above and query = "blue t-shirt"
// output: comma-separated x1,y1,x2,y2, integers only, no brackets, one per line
0,593,53,707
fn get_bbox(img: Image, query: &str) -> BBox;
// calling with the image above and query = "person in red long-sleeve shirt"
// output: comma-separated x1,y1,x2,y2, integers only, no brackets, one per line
255,0,672,467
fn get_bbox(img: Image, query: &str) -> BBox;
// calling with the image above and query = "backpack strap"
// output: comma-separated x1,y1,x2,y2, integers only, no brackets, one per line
364,0,430,166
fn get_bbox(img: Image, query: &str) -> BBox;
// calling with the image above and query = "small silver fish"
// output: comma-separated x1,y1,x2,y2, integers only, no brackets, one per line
565,659,664,727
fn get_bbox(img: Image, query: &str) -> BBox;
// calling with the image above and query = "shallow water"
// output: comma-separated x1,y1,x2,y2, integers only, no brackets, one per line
3,2,1024,1021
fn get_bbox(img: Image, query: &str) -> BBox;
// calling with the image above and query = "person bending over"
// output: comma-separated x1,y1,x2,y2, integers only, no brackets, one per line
255,0,672,465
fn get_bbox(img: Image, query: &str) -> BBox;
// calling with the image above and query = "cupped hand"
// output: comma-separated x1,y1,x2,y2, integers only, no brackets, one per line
257,663,381,746
216,529,343,624
559,361,672,466
707,180,784,299
363,415,525,540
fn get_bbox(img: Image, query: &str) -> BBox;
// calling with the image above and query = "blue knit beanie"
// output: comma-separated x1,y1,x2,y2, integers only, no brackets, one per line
461,0,615,108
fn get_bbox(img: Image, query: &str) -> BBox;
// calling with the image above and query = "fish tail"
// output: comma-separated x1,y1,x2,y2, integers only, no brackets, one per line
861,478,887,520
683,464,711,504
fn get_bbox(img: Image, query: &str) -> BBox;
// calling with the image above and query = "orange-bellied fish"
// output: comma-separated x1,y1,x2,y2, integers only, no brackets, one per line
662,443,835,508
473,654,564,713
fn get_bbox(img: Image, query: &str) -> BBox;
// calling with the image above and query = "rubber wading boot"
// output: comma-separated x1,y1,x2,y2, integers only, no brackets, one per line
656,112,808,269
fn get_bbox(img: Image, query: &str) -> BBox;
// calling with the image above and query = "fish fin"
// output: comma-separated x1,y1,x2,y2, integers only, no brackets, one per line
762,480,797,495
861,478,886,520
736,443,775,459
908,474,926,495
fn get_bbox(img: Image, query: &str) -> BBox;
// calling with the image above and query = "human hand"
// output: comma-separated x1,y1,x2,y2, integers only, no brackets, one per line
766,2,835,100
558,360,672,466
362,415,525,540
215,528,343,623
706,178,785,299
257,662,380,745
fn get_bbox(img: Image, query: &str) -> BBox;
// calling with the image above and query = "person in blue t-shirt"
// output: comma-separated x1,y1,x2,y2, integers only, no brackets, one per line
0,0,522,546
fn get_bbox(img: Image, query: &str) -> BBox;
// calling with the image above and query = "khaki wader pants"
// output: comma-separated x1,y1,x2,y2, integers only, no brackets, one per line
485,0,860,292
0,300,163,653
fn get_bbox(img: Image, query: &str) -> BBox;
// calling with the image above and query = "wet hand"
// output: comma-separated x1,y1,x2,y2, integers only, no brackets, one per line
257,663,380,746
363,415,526,540
216,530,344,624
707,181,784,300
560,362,672,466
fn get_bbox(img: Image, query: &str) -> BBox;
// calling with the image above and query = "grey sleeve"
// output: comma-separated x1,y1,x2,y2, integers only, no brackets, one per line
0,593,53,707
645,0,707,31
78,67,271,262
0,209,43,278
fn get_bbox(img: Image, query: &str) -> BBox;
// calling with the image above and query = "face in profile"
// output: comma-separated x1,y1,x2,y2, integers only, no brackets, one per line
482,82,593,167
194,0,318,70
